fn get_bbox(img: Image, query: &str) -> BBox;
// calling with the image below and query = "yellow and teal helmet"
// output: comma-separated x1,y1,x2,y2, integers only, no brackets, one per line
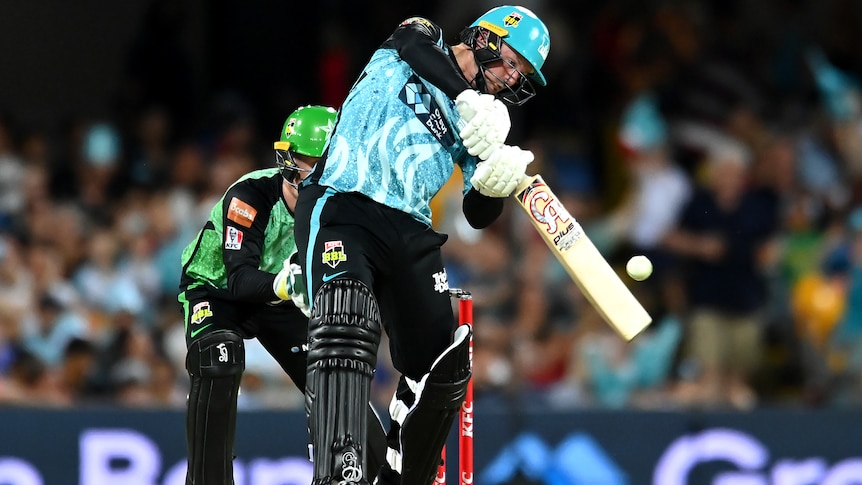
461,5,551,105
274,105,337,185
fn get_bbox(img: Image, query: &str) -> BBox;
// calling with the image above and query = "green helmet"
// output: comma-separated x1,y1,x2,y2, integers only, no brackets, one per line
274,105,337,185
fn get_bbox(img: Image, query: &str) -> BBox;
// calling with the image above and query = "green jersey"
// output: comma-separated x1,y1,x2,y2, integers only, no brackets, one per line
180,168,296,302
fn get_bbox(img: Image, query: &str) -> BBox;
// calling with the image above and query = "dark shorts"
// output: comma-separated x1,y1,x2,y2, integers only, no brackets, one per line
294,184,456,380
179,292,310,387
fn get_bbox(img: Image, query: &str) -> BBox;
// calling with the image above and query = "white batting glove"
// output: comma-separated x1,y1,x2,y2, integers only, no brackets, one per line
273,258,311,317
455,89,510,160
470,144,534,198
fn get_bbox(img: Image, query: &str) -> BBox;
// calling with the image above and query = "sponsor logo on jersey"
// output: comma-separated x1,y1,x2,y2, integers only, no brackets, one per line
191,301,213,324
190,323,213,339
322,240,347,268
224,226,243,250
503,12,523,27
322,270,347,283
227,197,257,228
432,269,449,293
400,76,456,145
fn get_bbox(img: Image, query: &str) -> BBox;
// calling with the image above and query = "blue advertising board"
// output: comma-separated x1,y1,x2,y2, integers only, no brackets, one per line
0,407,861,484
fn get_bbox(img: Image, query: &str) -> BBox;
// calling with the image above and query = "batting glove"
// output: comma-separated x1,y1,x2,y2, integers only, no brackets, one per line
273,258,311,317
455,89,510,160
470,144,534,198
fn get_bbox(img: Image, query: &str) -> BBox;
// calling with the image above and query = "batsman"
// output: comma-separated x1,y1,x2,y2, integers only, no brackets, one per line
293,6,551,485
178,106,386,485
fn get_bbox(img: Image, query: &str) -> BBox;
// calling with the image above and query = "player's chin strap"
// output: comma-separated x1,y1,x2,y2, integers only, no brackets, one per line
375,324,472,485
459,26,536,106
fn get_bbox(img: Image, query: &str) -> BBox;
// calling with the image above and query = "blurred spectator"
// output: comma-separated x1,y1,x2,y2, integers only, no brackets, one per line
25,242,79,310
57,337,101,405
471,311,516,400
114,193,166,326
5,349,67,407
77,121,125,221
457,231,519,321
614,94,691,256
0,314,17,375
18,291,88,368
795,129,849,212
805,47,862,215
790,249,849,403
516,276,584,409
605,92,692,316
807,208,862,405
17,132,53,237
577,313,683,409
0,115,25,231
104,324,159,407
664,141,781,409
0,235,34,325
147,355,186,408
42,203,90,276
72,228,145,323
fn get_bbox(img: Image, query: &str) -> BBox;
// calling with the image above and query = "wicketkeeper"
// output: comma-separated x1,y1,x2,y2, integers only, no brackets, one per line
178,105,387,485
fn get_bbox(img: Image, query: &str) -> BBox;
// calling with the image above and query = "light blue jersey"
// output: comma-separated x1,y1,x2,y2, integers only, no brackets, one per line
315,47,478,227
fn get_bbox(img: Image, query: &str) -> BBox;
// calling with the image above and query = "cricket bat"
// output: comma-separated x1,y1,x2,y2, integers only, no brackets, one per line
514,174,652,340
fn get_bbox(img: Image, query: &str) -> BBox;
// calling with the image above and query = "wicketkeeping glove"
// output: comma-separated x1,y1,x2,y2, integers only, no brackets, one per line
455,89,511,160
470,144,534,198
273,257,311,317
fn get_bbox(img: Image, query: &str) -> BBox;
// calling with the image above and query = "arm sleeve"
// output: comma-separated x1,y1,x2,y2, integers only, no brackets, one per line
221,182,279,302
385,17,473,99
462,188,505,229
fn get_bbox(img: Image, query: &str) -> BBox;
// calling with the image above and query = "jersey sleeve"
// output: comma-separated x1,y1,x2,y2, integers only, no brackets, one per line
221,181,279,302
384,17,473,100
462,188,504,229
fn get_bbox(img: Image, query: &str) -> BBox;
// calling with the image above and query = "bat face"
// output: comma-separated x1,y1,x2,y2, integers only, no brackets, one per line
514,175,652,340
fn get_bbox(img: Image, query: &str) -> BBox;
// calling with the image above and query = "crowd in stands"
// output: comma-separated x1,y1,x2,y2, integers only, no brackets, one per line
2,0,862,412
